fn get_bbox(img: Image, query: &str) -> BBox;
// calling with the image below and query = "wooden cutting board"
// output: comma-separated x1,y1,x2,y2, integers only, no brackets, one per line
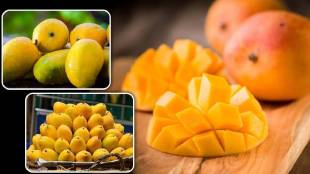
111,57,310,174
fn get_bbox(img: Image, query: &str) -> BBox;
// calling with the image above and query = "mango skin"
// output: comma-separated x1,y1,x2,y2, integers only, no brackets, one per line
3,37,40,82
65,39,104,88
205,0,285,54
33,49,69,85
223,11,310,100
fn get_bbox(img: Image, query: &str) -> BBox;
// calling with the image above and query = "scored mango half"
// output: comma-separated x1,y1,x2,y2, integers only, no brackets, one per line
147,74,268,157
122,39,223,111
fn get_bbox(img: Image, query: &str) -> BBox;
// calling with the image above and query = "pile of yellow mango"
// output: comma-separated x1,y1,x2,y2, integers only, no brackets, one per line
3,18,110,88
27,101,133,162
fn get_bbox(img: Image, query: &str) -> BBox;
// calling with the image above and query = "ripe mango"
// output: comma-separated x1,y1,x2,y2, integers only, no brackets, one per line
73,116,88,131
33,18,69,52
86,136,102,153
74,127,90,142
54,138,70,153
46,113,72,128
224,11,310,100
65,104,79,120
205,0,285,54
3,37,40,82
57,125,72,142
106,129,123,140
118,133,133,149
70,23,107,46
76,150,92,162
88,114,104,130
65,39,104,88
40,123,57,140
33,49,69,85
76,103,92,120
91,103,107,116
92,148,109,161
32,134,42,150
27,149,41,162
90,125,106,140
70,136,86,154
58,149,75,162
102,134,119,152
41,148,58,161
147,74,268,157
38,136,55,150
53,102,68,113
122,39,224,111
102,112,115,130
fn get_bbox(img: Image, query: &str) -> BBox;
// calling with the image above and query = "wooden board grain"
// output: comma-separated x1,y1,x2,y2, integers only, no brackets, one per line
111,57,310,174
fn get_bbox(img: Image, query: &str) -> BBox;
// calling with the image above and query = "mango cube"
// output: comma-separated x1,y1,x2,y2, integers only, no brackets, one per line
198,74,231,112
176,107,212,134
207,102,243,130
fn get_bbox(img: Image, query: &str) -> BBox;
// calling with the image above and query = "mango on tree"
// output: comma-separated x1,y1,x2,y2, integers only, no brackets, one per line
147,74,268,157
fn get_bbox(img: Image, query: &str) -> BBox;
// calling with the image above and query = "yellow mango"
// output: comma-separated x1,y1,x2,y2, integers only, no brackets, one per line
147,74,268,157
65,39,104,88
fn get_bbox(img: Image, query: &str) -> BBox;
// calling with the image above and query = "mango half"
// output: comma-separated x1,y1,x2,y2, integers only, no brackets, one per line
147,74,268,157
122,39,223,111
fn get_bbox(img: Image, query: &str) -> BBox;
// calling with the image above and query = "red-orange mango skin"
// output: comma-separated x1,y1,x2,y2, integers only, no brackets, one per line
223,11,310,101
205,0,285,55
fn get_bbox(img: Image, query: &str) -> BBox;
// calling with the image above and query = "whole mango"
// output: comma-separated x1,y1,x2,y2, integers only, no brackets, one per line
33,49,69,85
65,39,104,88
3,37,40,82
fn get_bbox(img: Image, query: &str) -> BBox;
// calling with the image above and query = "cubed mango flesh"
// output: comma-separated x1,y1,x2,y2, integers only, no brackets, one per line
147,74,268,157
122,39,224,111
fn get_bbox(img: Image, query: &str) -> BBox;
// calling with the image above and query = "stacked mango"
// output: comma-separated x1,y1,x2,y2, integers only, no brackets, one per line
122,39,223,111
147,74,268,157
3,18,110,88
27,102,133,162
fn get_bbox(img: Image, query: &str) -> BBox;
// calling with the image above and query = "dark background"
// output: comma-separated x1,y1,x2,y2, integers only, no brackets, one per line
1,0,309,173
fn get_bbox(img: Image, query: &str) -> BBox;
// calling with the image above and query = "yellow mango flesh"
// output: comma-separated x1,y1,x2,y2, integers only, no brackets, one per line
122,39,224,111
147,74,268,157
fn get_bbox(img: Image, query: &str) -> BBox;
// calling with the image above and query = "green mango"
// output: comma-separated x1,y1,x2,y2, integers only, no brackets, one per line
34,49,69,85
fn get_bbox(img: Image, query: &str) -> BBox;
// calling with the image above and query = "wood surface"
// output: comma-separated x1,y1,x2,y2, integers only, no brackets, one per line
111,57,310,174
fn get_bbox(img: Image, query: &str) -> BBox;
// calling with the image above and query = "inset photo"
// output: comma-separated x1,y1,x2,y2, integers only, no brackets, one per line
25,93,134,173
2,10,111,90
